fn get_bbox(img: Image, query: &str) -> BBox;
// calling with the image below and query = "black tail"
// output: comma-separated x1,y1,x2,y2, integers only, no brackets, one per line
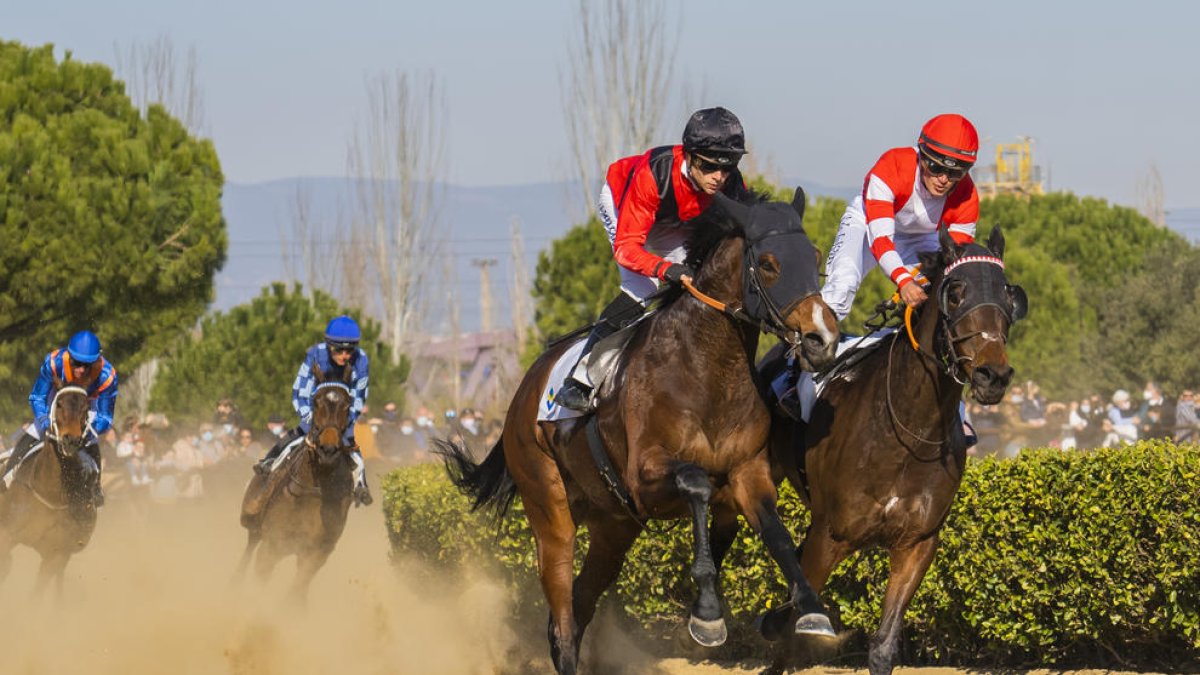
434,437,517,517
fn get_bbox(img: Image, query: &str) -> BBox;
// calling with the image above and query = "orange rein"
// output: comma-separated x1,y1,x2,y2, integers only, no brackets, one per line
681,277,728,312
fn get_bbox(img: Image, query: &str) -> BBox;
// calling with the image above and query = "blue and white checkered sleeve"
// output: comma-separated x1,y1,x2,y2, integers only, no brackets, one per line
293,359,315,430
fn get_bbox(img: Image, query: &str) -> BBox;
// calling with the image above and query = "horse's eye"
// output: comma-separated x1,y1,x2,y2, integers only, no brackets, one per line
758,253,780,276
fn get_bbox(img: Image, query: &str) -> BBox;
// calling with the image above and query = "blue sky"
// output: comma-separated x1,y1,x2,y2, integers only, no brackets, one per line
6,0,1199,208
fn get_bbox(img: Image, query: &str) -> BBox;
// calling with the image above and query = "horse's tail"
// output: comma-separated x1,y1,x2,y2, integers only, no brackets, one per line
434,437,517,517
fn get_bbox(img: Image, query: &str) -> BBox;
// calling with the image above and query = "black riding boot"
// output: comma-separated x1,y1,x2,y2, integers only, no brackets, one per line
556,292,645,412
253,427,305,476
0,432,38,492
82,443,104,507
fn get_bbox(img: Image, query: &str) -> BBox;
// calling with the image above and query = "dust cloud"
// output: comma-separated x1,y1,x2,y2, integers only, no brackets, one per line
0,467,520,675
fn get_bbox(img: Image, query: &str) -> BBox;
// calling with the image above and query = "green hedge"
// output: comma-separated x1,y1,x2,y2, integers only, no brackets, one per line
382,441,1200,669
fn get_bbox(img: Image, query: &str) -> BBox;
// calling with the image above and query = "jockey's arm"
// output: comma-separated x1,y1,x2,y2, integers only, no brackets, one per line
90,370,119,437
28,355,56,432
346,353,369,444
611,167,670,280
292,355,315,433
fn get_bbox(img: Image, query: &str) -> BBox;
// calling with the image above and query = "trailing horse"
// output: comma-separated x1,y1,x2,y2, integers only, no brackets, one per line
235,363,357,604
440,190,841,675
0,377,100,597
754,226,1026,675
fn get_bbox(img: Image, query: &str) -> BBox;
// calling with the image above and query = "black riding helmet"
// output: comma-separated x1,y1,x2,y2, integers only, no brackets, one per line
682,107,747,166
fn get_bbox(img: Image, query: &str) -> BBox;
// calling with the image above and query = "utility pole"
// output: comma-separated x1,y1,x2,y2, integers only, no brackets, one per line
471,258,498,333
509,217,532,353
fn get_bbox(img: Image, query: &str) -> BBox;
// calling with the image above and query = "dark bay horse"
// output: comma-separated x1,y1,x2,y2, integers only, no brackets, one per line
236,363,355,603
0,377,99,597
440,191,842,675
754,226,1026,675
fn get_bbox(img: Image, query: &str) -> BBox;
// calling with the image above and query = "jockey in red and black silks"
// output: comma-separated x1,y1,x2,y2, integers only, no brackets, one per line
2,330,117,506
555,107,751,412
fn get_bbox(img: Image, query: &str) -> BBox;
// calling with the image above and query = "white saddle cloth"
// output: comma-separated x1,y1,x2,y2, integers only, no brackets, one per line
771,330,895,423
537,339,589,422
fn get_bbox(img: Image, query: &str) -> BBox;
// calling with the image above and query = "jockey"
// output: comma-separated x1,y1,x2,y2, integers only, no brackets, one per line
821,113,980,319
252,315,373,506
555,106,751,412
1,330,117,506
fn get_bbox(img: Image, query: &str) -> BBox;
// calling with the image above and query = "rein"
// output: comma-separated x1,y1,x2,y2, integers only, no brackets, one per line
46,385,95,447
680,277,810,347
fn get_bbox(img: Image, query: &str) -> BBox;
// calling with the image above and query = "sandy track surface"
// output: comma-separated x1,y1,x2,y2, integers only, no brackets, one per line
0,464,1165,674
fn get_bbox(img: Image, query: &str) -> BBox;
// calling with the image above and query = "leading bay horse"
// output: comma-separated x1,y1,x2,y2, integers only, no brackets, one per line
753,226,1026,674
236,363,356,603
0,377,99,597
440,190,841,675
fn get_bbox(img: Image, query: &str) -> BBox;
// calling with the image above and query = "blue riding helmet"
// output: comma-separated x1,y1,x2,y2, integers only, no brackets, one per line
67,330,102,364
324,315,361,345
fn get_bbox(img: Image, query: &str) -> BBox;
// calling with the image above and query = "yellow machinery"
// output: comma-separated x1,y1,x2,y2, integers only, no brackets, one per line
976,137,1044,198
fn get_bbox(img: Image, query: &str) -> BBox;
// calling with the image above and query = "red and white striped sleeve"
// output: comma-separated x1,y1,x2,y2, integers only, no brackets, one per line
610,158,670,279
863,149,918,288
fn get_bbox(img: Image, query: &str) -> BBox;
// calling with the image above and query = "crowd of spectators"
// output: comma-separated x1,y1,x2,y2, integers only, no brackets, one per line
967,380,1200,457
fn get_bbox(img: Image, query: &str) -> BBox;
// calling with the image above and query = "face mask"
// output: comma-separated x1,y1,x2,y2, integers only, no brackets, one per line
269,425,284,436
1010,395,1022,404
201,431,214,442
462,419,479,434
223,424,234,434
370,425,379,434
400,426,413,435
1143,390,1154,400
1080,404,1091,414
417,416,430,427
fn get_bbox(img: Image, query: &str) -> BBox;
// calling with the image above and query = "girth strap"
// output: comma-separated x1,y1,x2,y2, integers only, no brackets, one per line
585,416,642,522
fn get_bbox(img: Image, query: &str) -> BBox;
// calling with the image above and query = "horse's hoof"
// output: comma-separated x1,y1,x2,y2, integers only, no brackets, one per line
794,612,836,638
687,615,727,647
753,607,791,642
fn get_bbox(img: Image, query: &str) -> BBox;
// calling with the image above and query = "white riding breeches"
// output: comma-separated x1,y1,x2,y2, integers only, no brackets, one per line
598,184,689,305
350,450,365,487
820,204,939,321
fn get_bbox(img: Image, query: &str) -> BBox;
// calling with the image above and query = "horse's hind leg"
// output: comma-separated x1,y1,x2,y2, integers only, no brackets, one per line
232,528,262,585
290,546,334,607
34,552,70,602
571,517,641,636
868,536,939,675
675,463,726,647
728,461,833,639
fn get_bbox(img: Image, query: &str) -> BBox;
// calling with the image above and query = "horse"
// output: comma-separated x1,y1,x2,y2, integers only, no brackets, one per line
751,226,1026,675
0,376,100,597
235,363,356,603
439,189,842,675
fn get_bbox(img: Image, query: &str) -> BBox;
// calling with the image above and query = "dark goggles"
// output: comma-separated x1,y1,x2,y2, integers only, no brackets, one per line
328,342,358,354
692,154,738,174
921,153,971,179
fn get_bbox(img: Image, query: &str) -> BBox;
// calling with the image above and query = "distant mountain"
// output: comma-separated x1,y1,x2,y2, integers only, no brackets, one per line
217,178,1200,333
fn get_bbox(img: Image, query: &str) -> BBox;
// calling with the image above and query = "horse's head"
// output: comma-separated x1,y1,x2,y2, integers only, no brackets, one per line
921,225,1028,404
708,189,840,370
307,363,355,466
48,373,92,459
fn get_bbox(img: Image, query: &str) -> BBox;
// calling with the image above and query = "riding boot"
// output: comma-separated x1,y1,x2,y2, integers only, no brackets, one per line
0,432,38,492
556,292,645,412
254,427,304,476
349,447,372,507
82,443,104,507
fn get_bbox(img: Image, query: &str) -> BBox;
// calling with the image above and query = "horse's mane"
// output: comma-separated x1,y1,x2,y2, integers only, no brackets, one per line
653,189,772,308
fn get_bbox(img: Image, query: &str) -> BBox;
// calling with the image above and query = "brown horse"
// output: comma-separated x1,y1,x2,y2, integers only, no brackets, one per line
236,363,355,603
440,191,842,675
752,226,1026,674
0,377,99,597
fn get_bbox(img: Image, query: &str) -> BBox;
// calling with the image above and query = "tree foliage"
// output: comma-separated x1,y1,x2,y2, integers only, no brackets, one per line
0,41,225,420
149,283,409,428
530,215,620,344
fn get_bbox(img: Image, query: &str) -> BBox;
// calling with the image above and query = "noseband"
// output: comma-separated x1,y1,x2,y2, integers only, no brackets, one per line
934,255,1013,385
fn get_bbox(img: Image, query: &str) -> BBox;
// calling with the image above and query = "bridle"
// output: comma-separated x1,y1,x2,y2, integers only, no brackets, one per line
46,385,94,455
304,381,352,451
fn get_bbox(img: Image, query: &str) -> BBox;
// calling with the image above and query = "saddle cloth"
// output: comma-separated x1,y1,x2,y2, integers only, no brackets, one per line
1,441,45,489
538,339,589,422
771,329,895,423
269,435,308,473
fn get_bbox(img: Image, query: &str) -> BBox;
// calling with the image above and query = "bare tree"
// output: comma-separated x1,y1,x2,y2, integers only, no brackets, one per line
508,217,533,353
278,180,337,302
113,34,206,133
1136,163,1166,227
562,0,679,218
346,71,446,365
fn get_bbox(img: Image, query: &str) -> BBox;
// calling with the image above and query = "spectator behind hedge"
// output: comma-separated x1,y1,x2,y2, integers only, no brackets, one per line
1176,390,1198,443
1138,381,1175,441
1106,389,1140,445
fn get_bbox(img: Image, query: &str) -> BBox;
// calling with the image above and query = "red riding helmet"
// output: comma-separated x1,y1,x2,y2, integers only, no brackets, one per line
918,114,979,167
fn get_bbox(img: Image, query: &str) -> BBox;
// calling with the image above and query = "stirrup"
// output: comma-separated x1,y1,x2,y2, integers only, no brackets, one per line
253,459,272,476
555,380,594,412
352,483,373,507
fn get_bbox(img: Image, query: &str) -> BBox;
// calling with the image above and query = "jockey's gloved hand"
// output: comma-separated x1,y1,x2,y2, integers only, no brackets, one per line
34,415,50,434
663,263,696,286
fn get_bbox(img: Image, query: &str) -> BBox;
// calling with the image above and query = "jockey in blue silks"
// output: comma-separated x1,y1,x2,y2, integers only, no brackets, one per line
1,330,117,506
253,315,372,506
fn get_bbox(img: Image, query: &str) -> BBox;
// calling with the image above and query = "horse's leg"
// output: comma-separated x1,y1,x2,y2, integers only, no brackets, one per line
254,537,283,584
233,528,262,585
290,546,333,608
728,460,834,639
0,530,13,585
868,536,939,675
571,517,641,637
34,552,69,601
674,462,727,647
757,514,853,640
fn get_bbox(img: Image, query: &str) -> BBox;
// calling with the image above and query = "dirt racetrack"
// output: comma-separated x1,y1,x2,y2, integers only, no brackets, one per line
0,462,1167,674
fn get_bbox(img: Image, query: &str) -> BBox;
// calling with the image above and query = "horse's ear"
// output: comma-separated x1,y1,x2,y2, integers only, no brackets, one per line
986,224,1006,260
790,186,807,222
938,227,962,264
713,192,751,229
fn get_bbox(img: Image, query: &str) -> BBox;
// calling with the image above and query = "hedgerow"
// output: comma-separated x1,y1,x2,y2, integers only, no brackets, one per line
382,441,1200,669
